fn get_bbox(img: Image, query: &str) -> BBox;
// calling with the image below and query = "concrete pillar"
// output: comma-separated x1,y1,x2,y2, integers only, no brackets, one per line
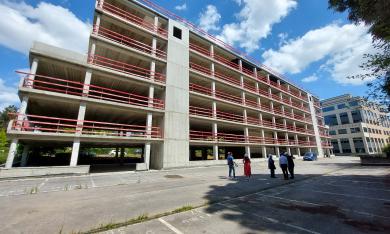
146,112,153,137
262,146,267,158
239,59,243,71
90,42,96,59
212,122,218,139
241,92,246,105
277,80,281,86
152,38,157,57
287,147,291,155
240,75,244,88
26,58,39,87
276,147,280,157
253,68,258,79
255,82,259,94
211,81,216,97
211,63,215,77
213,144,219,160
70,138,80,166
83,69,92,96
76,102,87,133
270,101,274,112
257,97,261,109
144,142,151,169
243,109,248,124
16,96,29,129
212,101,217,118
349,138,356,154
150,61,156,81
20,145,30,167
5,138,18,168
97,0,104,8
95,14,101,30
296,147,301,156
266,74,270,83
154,16,159,33
244,127,250,157
210,44,214,58
337,139,343,154
148,85,155,108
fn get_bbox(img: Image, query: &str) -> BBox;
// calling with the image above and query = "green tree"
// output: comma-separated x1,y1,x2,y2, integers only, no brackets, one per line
0,105,18,128
328,0,390,108
0,128,7,150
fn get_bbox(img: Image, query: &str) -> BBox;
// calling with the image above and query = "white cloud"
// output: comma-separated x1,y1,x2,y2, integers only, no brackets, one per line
0,78,19,110
175,3,187,11
199,5,221,32
301,75,318,83
216,0,297,53
0,1,91,55
262,23,376,85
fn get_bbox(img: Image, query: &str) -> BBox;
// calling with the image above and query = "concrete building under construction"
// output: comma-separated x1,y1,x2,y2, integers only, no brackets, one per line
4,0,331,172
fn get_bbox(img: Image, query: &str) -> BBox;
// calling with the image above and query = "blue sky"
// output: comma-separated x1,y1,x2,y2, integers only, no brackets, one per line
0,0,375,109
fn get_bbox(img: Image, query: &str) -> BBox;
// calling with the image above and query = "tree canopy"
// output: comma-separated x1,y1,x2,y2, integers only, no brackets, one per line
328,0,390,108
0,105,18,129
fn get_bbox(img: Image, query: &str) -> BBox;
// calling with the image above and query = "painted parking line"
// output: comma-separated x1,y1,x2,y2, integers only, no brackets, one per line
296,188,390,202
158,218,183,234
219,203,321,234
257,194,390,219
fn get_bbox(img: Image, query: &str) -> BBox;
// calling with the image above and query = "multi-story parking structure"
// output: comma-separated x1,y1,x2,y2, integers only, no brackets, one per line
321,94,390,155
5,0,331,171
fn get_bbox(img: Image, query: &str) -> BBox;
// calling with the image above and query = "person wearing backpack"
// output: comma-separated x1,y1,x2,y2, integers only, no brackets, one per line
227,152,236,179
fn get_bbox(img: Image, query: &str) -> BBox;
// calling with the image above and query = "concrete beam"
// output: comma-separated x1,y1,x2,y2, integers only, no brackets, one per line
5,139,18,169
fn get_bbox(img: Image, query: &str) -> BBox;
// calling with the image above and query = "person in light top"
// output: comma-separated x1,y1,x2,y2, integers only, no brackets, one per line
279,152,289,180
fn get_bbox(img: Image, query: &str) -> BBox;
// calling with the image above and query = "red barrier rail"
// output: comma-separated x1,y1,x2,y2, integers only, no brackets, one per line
189,43,211,57
88,54,166,83
17,72,164,110
189,106,213,118
93,25,167,59
10,113,162,138
98,1,168,38
214,54,240,70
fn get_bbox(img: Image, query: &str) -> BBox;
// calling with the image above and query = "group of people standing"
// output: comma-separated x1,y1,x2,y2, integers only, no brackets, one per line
226,152,295,180
268,152,294,180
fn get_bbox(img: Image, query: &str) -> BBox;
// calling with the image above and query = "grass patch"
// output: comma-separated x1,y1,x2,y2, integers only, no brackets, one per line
172,205,194,213
0,150,8,164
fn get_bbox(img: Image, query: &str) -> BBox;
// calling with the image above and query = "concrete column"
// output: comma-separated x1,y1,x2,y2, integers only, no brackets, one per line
95,14,101,30
83,69,92,96
281,105,285,115
146,112,153,137
243,109,248,124
242,92,246,105
262,146,267,158
154,16,159,33
150,61,156,81
211,63,215,77
90,42,96,60
253,68,258,79
97,0,104,8
276,147,280,157
349,138,356,154
76,102,87,133
210,44,214,58
238,59,243,71
297,147,301,157
270,101,274,112
144,142,151,169
5,138,18,168
26,58,39,87
152,38,157,57
287,147,291,155
240,75,244,88
257,97,261,109
212,101,217,119
213,144,219,160
148,85,155,108
244,127,251,157
255,82,259,94
211,81,216,97
16,96,29,129
266,74,270,83
20,145,30,167
70,138,80,166
277,80,281,86
337,139,343,154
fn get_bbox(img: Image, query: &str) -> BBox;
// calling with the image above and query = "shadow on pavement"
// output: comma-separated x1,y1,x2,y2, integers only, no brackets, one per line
203,164,390,234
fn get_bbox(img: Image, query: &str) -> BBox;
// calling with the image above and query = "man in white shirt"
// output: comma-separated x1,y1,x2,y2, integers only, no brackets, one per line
279,153,289,180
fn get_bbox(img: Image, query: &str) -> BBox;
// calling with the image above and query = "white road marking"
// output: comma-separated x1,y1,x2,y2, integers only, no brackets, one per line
259,194,390,219
90,175,96,188
158,218,184,234
219,203,320,234
304,189,390,202
38,178,49,189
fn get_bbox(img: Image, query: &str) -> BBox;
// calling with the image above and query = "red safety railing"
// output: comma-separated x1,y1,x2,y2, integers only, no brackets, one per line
10,113,162,138
189,106,213,118
98,1,168,38
93,25,167,59
88,54,166,83
190,62,212,76
189,43,211,57
214,54,240,70
18,71,165,110
190,62,242,87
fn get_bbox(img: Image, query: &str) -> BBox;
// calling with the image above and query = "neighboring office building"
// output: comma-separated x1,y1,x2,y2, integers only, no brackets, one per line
321,94,390,155
4,0,331,171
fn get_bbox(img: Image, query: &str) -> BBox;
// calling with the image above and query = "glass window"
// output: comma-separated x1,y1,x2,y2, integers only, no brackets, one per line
324,114,338,126
329,130,337,135
349,101,359,106
340,138,351,153
351,110,363,123
353,137,365,153
350,127,361,133
339,112,350,124
337,103,346,109
363,127,368,132
331,140,340,154
322,106,335,112
366,137,373,152
338,129,347,134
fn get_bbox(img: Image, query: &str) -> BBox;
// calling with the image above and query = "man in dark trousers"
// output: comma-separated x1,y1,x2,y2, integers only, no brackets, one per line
268,154,276,178
287,153,295,179
279,152,289,180
226,152,236,179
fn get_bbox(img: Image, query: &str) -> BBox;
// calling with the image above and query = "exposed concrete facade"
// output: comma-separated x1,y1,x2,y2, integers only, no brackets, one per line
4,0,330,173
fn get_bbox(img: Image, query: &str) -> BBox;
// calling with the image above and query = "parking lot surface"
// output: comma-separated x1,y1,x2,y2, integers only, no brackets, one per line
0,157,388,233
